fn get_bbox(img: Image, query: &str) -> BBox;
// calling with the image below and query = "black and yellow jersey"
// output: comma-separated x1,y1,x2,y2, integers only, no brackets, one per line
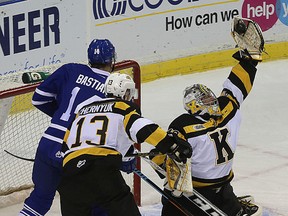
169,60,257,189
62,96,173,167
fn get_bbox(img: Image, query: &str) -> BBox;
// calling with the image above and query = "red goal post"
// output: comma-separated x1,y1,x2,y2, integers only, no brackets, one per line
0,60,142,207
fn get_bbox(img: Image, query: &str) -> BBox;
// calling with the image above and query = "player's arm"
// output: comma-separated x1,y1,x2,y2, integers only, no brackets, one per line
221,17,265,107
120,101,192,163
32,65,67,117
32,88,58,117
131,118,191,163
221,56,258,107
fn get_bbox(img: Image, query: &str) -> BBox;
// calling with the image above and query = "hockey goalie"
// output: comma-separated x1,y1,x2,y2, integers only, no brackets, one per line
149,17,264,216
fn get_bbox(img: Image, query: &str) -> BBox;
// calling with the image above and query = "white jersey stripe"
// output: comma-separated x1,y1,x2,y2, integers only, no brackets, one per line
43,133,63,144
32,100,54,105
50,123,67,131
23,204,43,216
35,88,57,98
129,117,154,142
223,79,244,105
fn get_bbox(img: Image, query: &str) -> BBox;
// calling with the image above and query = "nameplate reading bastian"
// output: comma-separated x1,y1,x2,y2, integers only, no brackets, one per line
76,74,105,93
79,103,114,115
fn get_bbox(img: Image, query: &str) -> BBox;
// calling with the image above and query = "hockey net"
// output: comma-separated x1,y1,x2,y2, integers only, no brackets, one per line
0,60,142,208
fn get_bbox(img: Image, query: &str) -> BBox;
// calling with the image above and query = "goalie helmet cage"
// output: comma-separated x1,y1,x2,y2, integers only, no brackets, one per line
0,60,142,207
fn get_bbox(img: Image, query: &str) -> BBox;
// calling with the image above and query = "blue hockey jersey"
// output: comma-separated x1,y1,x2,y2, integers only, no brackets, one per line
32,63,110,144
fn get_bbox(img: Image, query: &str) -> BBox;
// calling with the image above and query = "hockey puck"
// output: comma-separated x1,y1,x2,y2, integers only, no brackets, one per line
235,21,247,34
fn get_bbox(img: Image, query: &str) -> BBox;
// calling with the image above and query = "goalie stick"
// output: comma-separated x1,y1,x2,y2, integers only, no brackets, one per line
133,168,194,216
125,151,160,158
141,156,227,216
4,149,158,162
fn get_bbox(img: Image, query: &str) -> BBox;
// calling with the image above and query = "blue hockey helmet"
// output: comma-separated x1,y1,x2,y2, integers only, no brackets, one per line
87,39,115,65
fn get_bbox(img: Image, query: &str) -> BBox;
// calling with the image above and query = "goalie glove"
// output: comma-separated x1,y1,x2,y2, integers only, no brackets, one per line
231,17,265,62
166,129,192,163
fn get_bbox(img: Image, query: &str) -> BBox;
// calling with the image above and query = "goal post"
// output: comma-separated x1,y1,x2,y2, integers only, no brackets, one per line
112,60,142,206
0,60,142,207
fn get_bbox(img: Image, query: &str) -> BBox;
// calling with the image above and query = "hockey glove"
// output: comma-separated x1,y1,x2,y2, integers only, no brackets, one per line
166,129,192,163
121,145,137,174
231,17,265,62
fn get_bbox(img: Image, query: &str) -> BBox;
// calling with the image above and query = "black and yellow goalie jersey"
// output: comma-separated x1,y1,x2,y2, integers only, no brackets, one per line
169,60,257,189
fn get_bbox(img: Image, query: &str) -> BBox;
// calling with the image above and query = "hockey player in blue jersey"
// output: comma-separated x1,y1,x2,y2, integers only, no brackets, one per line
19,39,116,216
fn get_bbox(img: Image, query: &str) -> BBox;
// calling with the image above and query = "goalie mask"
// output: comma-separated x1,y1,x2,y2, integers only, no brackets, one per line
183,84,221,118
104,72,136,101
87,39,116,65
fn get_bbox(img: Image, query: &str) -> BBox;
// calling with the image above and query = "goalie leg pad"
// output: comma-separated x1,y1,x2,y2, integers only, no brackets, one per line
165,157,193,196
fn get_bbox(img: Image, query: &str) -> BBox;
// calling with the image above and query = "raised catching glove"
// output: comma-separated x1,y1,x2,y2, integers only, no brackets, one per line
231,17,265,62
121,145,137,174
166,129,192,163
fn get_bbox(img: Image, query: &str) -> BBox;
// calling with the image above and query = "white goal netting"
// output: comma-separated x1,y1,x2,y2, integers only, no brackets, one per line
0,64,61,207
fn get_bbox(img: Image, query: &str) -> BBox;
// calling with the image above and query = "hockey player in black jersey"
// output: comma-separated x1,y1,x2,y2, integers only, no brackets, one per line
152,17,264,216
58,72,192,216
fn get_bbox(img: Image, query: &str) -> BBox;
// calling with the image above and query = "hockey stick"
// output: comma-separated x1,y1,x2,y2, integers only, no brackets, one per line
4,148,158,162
4,150,35,162
125,151,161,158
133,168,194,216
141,156,227,216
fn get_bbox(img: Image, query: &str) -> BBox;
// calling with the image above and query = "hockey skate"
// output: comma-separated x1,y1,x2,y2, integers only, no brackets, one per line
237,195,254,203
238,195,262,216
